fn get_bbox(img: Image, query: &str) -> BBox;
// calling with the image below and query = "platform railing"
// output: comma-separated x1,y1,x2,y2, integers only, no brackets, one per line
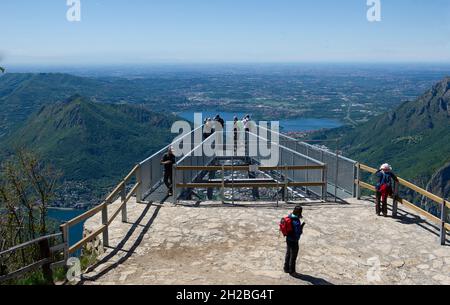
172,130,327,203
258,124,357,198
356,163,449,245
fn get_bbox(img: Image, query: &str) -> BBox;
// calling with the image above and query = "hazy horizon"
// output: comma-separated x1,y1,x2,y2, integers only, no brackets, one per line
1,0,450,66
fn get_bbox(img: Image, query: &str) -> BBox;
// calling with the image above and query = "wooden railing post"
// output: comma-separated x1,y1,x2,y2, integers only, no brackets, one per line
38,239,53,285
392,182,399,218
60,224,69,263
102,203,109,248
121,183,127,223
441,198,447,245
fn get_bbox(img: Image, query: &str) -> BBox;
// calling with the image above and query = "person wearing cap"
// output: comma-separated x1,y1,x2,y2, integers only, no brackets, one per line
374,163,399,217
161,146,176,196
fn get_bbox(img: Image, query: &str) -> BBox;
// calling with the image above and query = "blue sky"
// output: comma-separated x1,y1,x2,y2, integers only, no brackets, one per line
1,0,450,65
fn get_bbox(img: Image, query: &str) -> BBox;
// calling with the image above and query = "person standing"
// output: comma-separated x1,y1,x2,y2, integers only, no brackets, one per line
161,146,176,196
233,116,239,152
203,118,213,140
374,163,399,217
281,205,306,275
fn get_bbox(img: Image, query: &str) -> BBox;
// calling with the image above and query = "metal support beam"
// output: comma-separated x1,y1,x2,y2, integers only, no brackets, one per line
356,163,361,200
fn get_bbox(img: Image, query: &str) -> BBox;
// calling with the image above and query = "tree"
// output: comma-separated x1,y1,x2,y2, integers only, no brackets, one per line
0,67,5,73
0,150,60,280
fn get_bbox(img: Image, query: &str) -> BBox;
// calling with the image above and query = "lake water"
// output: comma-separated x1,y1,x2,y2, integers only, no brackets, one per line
47,208,85,254
178,111,342,132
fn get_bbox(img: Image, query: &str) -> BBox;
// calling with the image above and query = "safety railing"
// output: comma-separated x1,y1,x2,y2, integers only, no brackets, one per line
257,124,357,198
173,130,328,202
0,233,65,283
356,163,450,245
136,125,204,201
60,164,141,257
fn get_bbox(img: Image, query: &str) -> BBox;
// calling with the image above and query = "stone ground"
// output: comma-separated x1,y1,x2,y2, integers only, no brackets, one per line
78,196,450,285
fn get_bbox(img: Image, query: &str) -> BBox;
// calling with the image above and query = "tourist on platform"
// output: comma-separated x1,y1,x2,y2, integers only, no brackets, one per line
374,163,399,217
282,205,306,275
161,146,176,196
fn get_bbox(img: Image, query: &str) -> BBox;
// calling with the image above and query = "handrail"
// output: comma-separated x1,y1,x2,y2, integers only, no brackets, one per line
0,233,64,283
176,182,325,188
69,224,107,255
257,124,358,164
357,162,449,245
0,233,62,257
358,163,450,208
176,165,325,171
108,182,140,226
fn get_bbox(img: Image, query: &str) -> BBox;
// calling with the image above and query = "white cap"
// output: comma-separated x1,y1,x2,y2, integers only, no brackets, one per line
380,163,392,171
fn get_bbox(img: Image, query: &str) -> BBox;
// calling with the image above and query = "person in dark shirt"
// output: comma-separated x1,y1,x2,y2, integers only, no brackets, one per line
374,163,399,217
284,205,306,275
214,114,225,130
161,147,176,196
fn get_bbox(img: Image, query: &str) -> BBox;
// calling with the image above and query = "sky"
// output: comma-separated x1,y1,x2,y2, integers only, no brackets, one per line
1,0,450,65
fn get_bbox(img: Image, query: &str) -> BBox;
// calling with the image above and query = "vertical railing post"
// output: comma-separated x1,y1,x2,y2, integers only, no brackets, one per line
135,164,143,203
441,198,447,245
60,224,69,264
102,202,109,248
284,165,289,202
356,163,361,200
121,182,127,223
392,181,399,218
334,148,339,202
221,165,225,204
172,165,177,204
38,238,53,284
322,165,327,202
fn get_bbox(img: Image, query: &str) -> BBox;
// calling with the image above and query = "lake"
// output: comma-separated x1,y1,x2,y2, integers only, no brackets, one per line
178,111,342,132
47,208,85,255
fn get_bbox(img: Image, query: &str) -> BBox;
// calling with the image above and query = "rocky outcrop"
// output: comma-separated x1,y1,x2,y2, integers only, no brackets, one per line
427,162,450,200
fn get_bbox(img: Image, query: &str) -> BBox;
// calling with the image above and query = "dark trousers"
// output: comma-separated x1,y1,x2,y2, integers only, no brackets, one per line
375,191,388,215
284,240,299,273
164,171,173,193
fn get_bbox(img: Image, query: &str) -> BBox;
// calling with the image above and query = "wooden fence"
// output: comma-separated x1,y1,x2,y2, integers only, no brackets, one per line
0,233,65,283
60,164,141,257
355,163,449,245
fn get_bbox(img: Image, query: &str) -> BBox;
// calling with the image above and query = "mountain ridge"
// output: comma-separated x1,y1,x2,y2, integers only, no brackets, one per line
2,95,178,207
311,77,450,198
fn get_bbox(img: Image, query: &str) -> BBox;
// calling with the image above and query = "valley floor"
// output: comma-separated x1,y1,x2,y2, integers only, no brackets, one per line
78,196,450,285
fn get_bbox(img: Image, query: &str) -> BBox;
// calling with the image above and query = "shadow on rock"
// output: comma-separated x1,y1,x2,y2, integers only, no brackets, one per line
290,273,334,285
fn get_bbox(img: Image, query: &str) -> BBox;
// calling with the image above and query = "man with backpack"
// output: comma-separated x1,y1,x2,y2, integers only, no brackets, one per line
375,163,399,217
280,205,306,275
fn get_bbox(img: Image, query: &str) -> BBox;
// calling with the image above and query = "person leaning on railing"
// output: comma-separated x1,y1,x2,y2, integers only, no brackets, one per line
374,163,399,217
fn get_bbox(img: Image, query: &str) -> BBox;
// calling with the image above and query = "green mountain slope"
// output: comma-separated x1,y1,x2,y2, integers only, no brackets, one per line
2,95,177,206
0,73,109,138
311,77,450,191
